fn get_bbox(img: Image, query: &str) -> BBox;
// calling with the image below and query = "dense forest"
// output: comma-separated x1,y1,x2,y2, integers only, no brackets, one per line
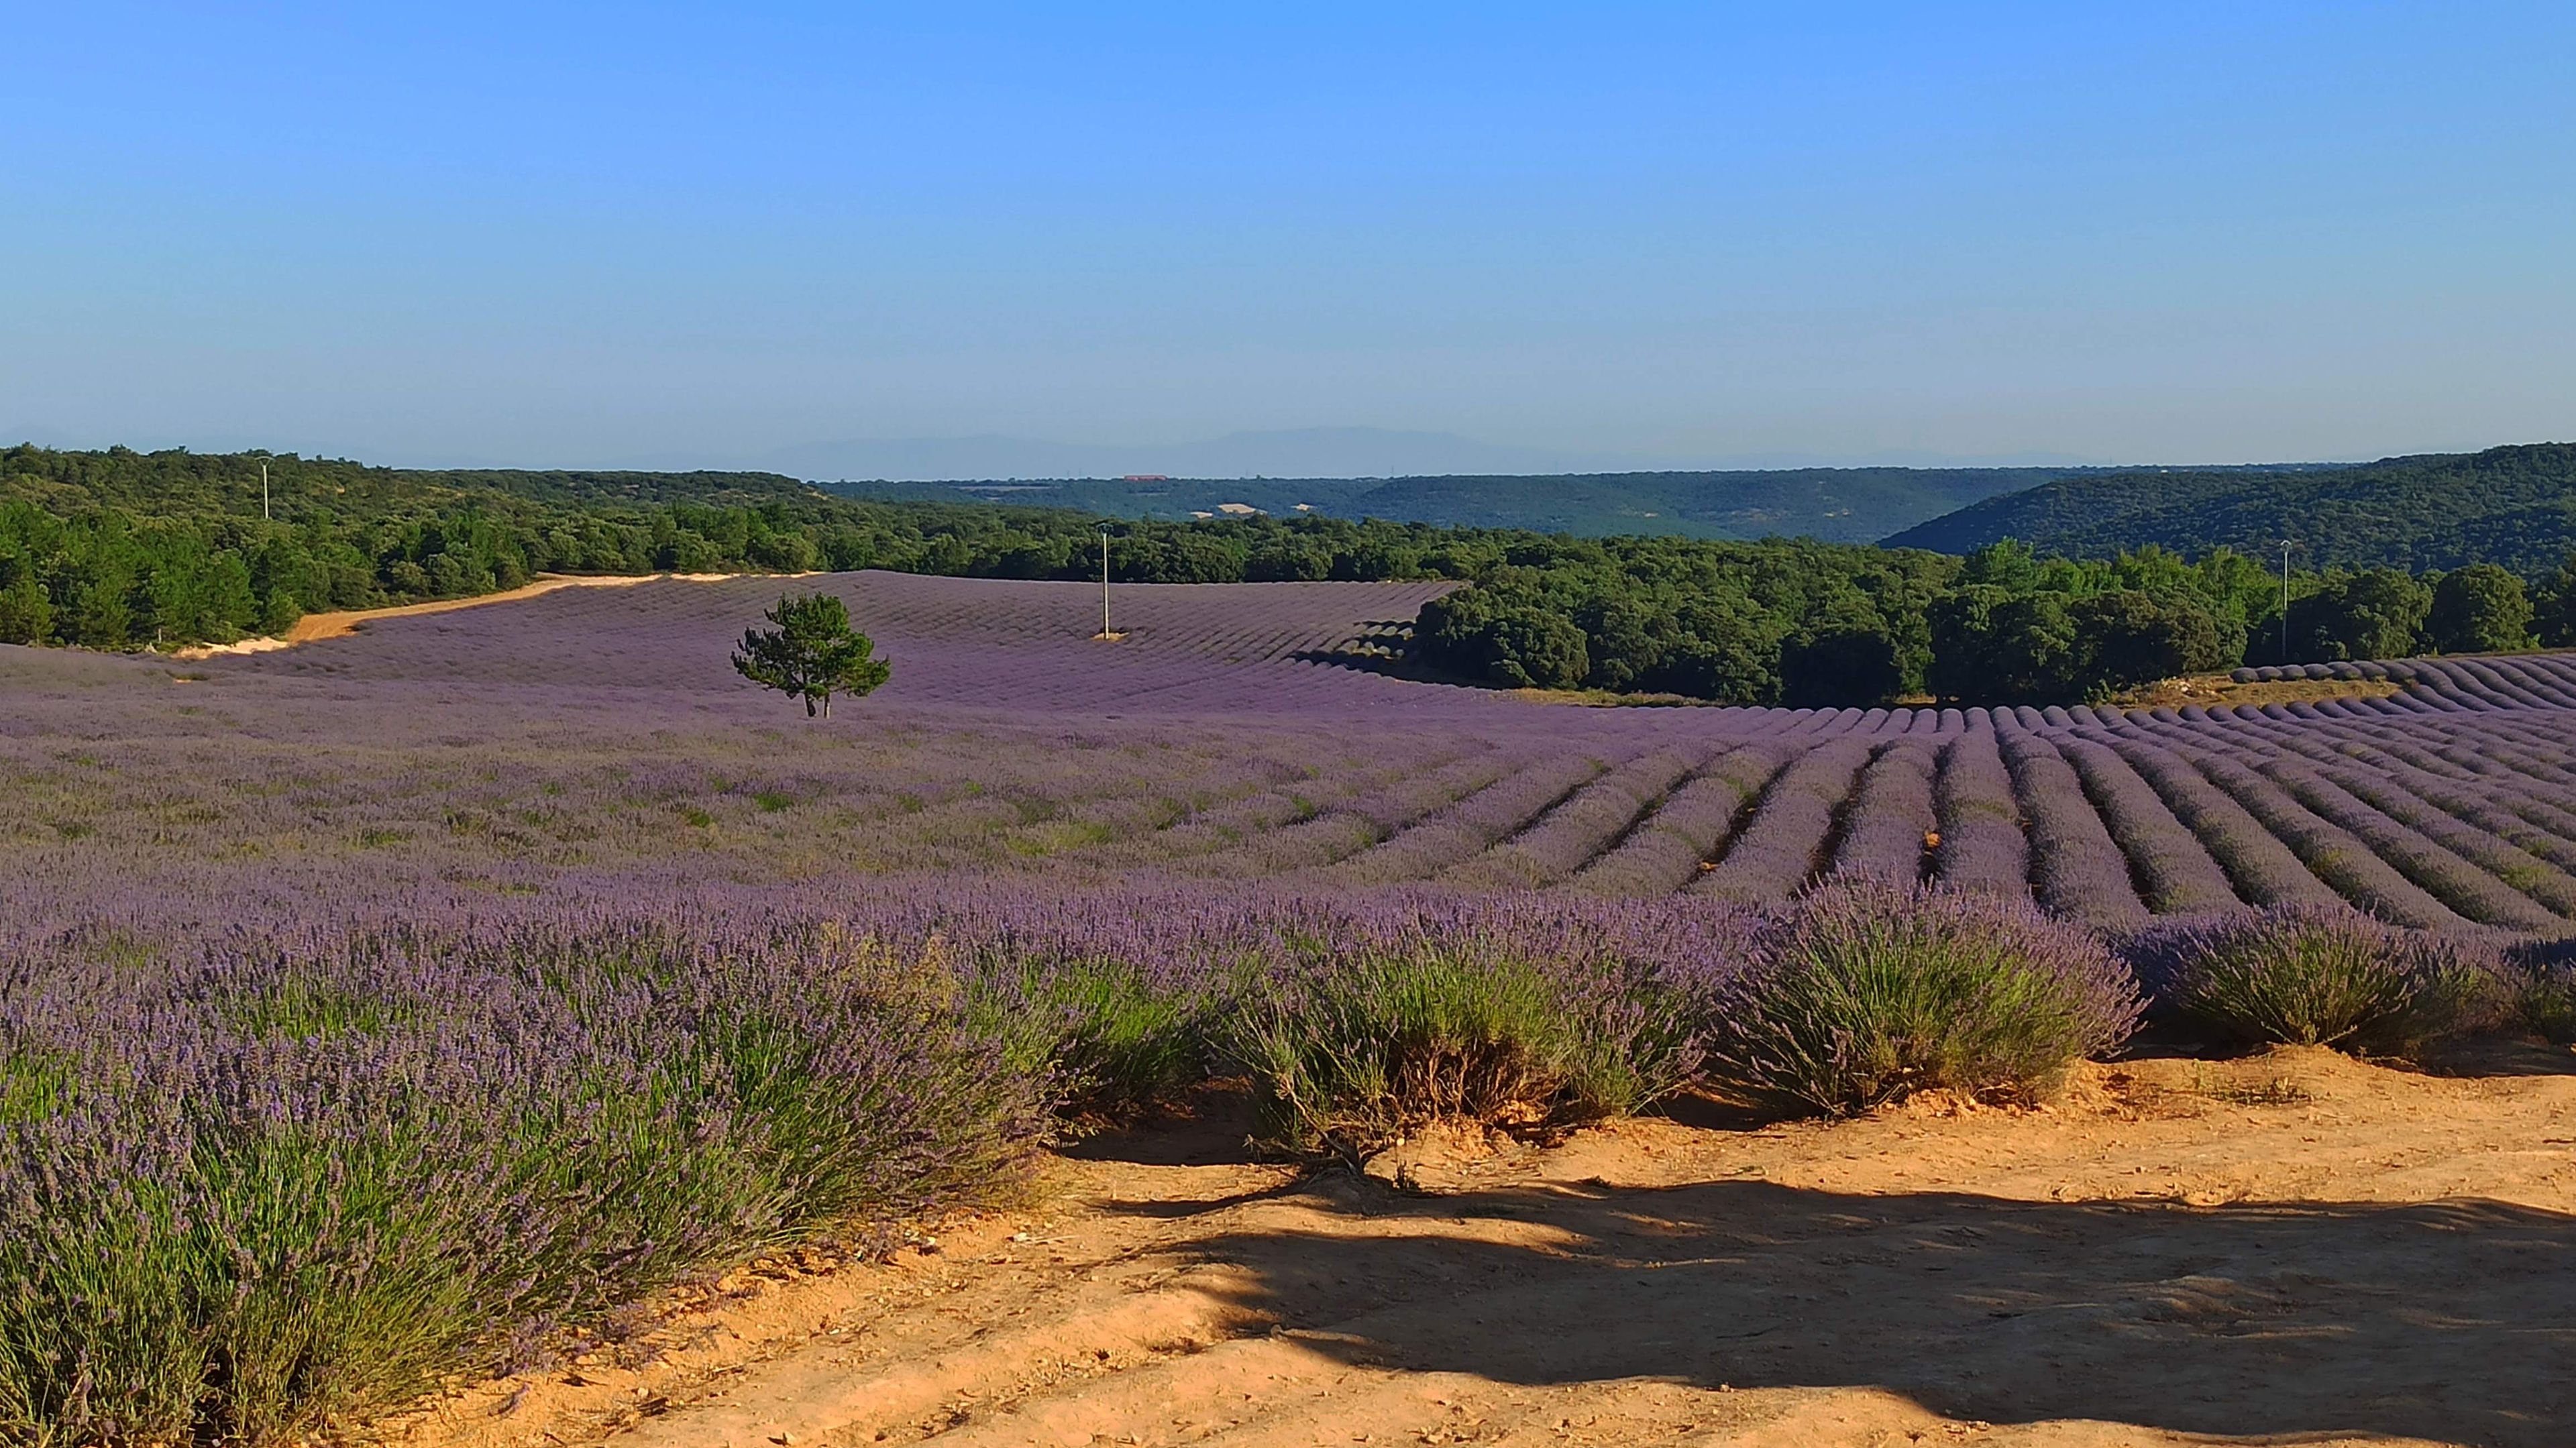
6,445,2573,708
1412,535,2576,707
1886,443,2576,573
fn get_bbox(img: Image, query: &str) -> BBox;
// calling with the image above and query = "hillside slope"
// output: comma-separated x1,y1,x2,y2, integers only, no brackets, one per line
0,443,828,517
832,465,2088,543
1887,443,2576,572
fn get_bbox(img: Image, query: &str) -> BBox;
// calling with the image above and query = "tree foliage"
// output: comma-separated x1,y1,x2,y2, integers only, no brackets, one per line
731,593,890,717
1889,443,2576,575
7,443,2567,712
2426,563,2533,655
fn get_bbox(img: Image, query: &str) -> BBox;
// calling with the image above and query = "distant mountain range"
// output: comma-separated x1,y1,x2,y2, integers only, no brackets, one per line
828,465,2099,545
1884,443,2576,573
766,428,1631,482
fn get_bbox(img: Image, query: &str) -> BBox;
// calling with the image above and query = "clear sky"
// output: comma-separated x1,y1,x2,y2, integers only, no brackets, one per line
5,2,2572,475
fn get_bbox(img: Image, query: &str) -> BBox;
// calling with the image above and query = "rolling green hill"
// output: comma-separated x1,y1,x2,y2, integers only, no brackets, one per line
829,465,2092,543
0,443,829,518
1885,444,2576,573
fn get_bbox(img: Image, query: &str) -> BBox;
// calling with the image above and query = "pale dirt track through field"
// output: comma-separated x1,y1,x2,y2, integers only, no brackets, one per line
391,1046,2576,1448
173,571,761,655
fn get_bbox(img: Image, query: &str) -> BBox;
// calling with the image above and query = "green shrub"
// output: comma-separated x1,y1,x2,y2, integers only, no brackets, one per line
1707,883,2141,1116
1230,936,1695,1162
2509,948,2576,1044
971,954,1214,1120
2169,907,2502,1056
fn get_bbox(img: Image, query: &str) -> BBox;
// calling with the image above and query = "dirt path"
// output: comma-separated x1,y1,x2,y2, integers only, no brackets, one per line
391,1046,2576,1448
173,572,757,657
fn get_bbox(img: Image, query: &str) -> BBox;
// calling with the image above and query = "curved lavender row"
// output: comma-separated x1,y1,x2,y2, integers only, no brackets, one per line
1568,743,1799,896
2053,736,2240,914
2248,753,2560,931
2465,656,2576,708
1192,750,1520,877
2479,657,2576,708
2088,727,2342,910
1141,744,1478,865
1825,741,1939,887
1442,747,1711,889
1931,718,2029,897
2259,734,2576,922
1323,750,1620,884
1994,724,2148,926
2176,750,2459,928
1689,736,1875,903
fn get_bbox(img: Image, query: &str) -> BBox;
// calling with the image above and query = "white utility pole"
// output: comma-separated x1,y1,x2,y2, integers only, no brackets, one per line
2279,539,2293,663
262,462,271,522
1097,525,1114,638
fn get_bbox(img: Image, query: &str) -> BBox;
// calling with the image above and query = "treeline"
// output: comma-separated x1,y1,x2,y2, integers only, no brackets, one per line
1886,442,2576,575
9,445,2575,709
0,445,1519,649
1412,538,2576,707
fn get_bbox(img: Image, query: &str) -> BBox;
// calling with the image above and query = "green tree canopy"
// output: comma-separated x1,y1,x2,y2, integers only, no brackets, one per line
2426,563,2534,654
731,592,891,717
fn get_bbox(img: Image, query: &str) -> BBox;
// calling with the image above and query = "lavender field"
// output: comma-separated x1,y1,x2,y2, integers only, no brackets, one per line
11,569,2576,937
7,569,2576,1443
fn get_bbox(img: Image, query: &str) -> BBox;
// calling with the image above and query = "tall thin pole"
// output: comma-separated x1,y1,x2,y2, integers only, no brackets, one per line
262,462,271,522
1099,526,1112,638
2279,539,2292,663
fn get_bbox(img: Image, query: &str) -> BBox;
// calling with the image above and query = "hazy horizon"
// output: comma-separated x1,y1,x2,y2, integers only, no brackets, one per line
7,5,2571,471
0,421,2447,484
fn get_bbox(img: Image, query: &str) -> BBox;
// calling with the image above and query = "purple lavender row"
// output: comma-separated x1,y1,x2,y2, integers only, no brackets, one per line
2086,726,2343,911
1825,741,1939,887
1442,748,1709,889
2053,735,2241,914
2258,734,2576,922
1689,736,1876,903
1324,751,1621,885
1206,751,1520,877
1567,743,1799,896
2176,748,2458,928
1993,724,2148,926
2247,752,2558,931
1930,718,2030,898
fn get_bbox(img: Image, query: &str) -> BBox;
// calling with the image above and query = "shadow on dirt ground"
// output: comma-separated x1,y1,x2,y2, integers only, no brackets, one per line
1097,1174,2575,1445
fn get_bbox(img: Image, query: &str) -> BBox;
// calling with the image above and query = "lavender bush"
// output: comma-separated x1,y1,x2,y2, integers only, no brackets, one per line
1227,923,1718,1162
2162,906,2505,1054
2511,943,2576,1044
0,920,1051,1447
1704,883,2143,1116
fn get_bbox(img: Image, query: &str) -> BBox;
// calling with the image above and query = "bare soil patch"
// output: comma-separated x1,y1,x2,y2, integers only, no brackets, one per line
2111,673,2406,710
388,1046,2576,1448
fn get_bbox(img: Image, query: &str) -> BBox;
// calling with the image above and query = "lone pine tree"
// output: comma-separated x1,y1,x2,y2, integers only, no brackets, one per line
732,592,890,717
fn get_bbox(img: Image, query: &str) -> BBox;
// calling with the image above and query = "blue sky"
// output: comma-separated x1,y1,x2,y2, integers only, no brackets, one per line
3,2,2572,475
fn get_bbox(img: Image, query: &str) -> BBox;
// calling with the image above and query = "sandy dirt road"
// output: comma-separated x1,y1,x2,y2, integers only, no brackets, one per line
392,1046,2576,1448
173,571,760,656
